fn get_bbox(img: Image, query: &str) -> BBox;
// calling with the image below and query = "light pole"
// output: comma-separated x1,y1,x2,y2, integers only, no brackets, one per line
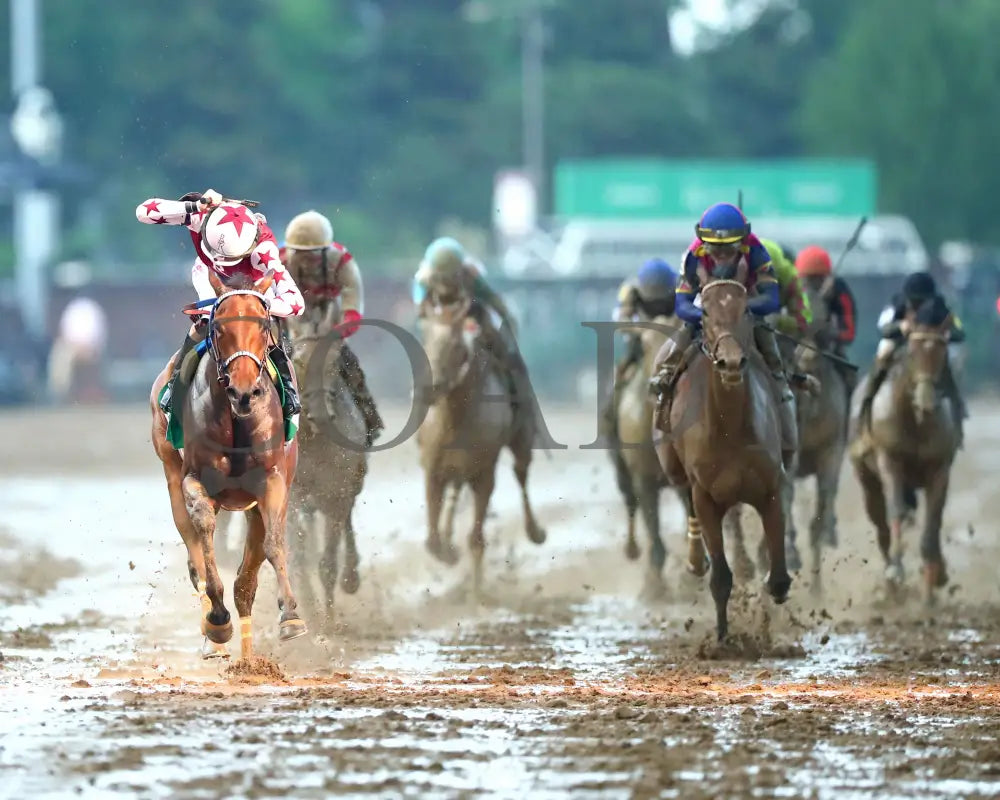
10,0,62,343
520,1,545,213
464,0,547,214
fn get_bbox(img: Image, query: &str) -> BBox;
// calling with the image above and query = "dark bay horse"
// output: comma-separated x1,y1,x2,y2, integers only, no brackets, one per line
284,298,367,626
150,269,306,660
790,287,849,591
287,297,368,623
654,263,791,640
417,297,545,595
848,312,960,602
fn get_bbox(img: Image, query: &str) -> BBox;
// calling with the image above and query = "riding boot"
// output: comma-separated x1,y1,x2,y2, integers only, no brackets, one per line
340,343,385,447
600,346,642,446
160,327,203,415
860,357,893,434
649,325,694,433
267,344,301,438
754,323,798,458
940,359,967,448
753,323,795,404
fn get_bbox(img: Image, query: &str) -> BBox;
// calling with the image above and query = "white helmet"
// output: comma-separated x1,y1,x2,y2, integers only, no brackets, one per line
200,203,261,267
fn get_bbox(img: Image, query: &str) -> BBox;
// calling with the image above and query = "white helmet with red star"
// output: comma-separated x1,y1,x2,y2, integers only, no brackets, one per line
199,203,261,267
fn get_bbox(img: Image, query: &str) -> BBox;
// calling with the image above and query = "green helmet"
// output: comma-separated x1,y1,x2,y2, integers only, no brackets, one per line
423,237,467,280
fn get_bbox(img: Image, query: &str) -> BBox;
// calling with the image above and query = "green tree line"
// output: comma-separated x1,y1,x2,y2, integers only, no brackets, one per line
0,0,995,272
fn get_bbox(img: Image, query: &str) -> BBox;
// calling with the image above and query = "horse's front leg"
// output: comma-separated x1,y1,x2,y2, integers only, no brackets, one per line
233,508,268,660
876,452,907,584
182,473,230,646
259,471,307,642
920,466,950,602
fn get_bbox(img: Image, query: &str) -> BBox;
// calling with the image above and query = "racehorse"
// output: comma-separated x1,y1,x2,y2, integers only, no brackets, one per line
417,296,545,596
283,297,367,626
848,308,960,602
611,315,688,596
790,285,849,592
150,268,305,660
654,262,792,640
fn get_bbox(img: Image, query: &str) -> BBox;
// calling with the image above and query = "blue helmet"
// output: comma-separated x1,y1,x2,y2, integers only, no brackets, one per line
636,258,677,302
696,203,750,244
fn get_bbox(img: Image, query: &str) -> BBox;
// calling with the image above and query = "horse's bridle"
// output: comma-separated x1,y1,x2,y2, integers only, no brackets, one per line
906,329,950,384
424,299,475,399
699,279,748,364
207,289,273,388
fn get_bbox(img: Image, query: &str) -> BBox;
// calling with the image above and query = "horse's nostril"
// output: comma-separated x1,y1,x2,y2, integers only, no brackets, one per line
252,387,263,397
739,356,748,369
226,387,239,400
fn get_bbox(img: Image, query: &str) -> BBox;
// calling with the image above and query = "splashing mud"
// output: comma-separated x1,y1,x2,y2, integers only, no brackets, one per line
3,403,1000,797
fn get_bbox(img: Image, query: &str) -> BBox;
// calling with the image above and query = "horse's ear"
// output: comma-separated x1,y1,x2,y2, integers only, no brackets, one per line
736,259,748,286
207,267,226,297
255,269,276,296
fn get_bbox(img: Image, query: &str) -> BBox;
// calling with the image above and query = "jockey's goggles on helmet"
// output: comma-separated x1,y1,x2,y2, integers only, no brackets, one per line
704,241,741,262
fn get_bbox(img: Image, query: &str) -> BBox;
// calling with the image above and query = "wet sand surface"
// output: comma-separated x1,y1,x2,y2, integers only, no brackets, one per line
3,401,1000,798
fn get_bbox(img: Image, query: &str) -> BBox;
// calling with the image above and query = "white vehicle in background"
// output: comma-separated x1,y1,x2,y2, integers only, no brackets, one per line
499,215,930,279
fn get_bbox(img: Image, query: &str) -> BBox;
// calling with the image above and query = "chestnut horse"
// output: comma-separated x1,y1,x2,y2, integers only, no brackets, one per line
654,263,792,640
150,269,306,660
417,296,545,596
611,315,687,597
848,312,960,602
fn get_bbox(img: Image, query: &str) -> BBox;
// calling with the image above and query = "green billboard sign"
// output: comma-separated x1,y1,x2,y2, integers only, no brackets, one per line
554,159,877,219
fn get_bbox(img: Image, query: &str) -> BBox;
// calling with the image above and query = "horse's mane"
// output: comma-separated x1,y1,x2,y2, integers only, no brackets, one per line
220,273,257,293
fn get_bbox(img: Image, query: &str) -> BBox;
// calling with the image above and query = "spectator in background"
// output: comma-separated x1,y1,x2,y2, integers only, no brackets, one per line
48,295,109,404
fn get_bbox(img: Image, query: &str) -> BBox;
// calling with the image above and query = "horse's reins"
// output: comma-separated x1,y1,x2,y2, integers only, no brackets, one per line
699,279,748,364
425,299,475,397
207,289,273,388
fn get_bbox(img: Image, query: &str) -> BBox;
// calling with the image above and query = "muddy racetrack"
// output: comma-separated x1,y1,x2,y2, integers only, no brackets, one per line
3,400,1000,798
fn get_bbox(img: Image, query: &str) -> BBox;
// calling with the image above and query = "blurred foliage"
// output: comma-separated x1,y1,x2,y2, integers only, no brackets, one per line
0,0,997,272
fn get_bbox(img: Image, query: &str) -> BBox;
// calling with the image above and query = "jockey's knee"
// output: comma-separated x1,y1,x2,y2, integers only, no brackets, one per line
875,338,897,366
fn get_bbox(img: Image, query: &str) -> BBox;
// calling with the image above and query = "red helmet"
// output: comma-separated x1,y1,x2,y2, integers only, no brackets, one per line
795,245,832,277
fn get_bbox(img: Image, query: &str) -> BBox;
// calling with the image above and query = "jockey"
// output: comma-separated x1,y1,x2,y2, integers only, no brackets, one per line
859,270,967,438
600,258,677,434
759,238,812,337
795,245,859,391
613,258,678,378
412,237,530,404
649,202,790,412
281,210,384,447
136,188,304,433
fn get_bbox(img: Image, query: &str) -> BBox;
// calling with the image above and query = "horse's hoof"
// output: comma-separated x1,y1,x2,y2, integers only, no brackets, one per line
625,540,641,561
765,571,792,604
200,637,230,660
923,560,948,590
279,618,308,642
527,523,547,545
426,537,459,565
640,571,668,602
785,541,803,572
885,563,905,584
686,557,710,578
204,618,233,644
340,569,361,595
